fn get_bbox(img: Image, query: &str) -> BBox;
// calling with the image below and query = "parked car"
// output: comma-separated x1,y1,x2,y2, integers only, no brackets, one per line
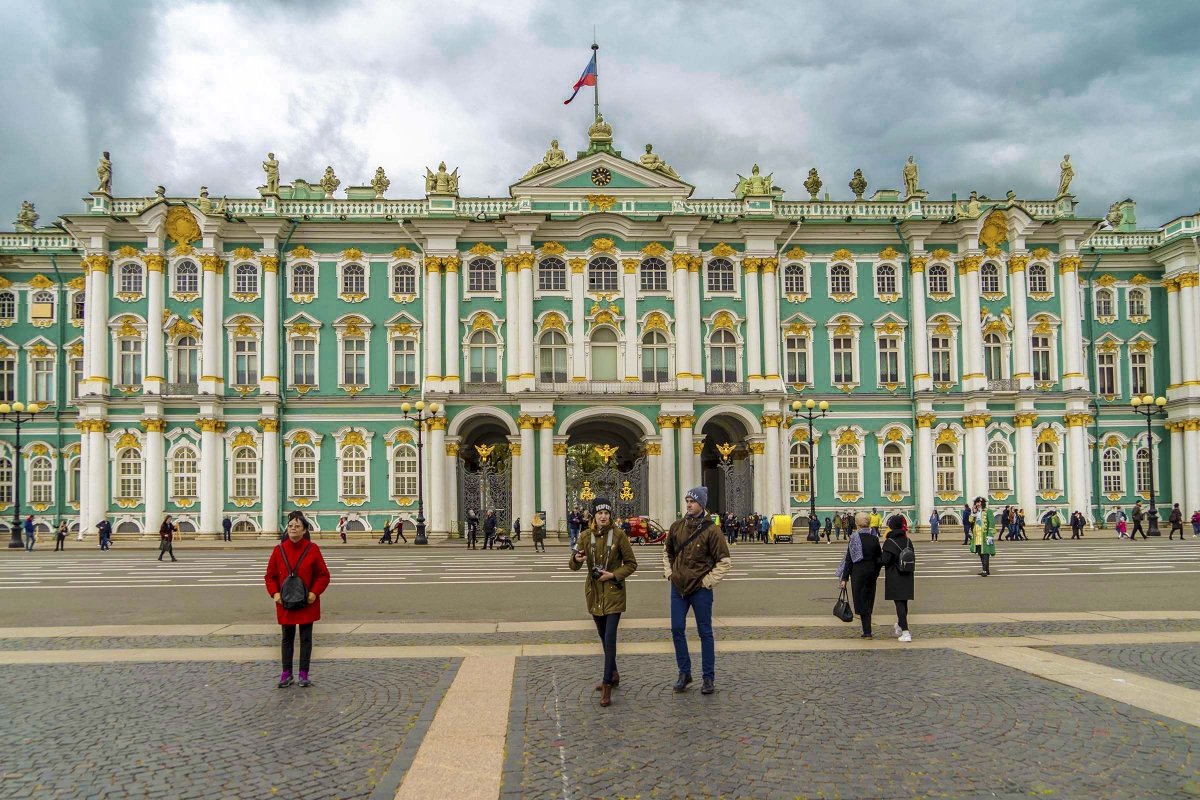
627,516,667,545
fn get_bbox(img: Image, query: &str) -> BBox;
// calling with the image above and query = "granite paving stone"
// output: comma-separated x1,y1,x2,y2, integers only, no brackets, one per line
1041,641,1200,691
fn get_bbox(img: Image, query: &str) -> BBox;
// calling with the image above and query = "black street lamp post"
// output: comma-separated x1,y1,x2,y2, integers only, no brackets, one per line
1130,393,1167,536
400,400,441,545
0,401,43,549
791,398,829,531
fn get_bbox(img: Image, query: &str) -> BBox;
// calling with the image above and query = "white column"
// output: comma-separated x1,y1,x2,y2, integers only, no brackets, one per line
504,256,519,388
751,441,766,514
570,261,585,382
1170,423,1185,510
199,421,223,535
958,259,985,391
1178,277,1198,388
425,261,442,391
518,255,535,388
87,426,108,530
142,420,165,534
1167,281,1182,391
778,427,791,518
519,417,535,533
442,260,460,392
553,439,568,532
688,261,703,384
261,420,279,535
910,259,931,392
647,445,662,526
429,422,447,535
659,416,678,520
538,418,557,533
507,435,522,530
1015,414,1038,515
915,418,934,530
144,257,165,393
761,261,781,388
86,260,110,389
1065,418,1090,519
962,426,981,502
623,259,638,381
1009,257,1033,390
743,261,763,386
1057,257,1087,391
77,424,90,537
445,439,460,534
261,257,280,394
200,258,223,394
764,419,781,515
1184,422,1200,519
672,256,691,391
677,417,694,496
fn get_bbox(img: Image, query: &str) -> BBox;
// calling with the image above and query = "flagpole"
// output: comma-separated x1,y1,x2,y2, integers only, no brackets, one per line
592,41,599,122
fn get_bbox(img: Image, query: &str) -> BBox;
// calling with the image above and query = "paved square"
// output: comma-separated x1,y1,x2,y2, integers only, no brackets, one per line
1043,642,1200,691
503,650,1200,799
0,659,455,799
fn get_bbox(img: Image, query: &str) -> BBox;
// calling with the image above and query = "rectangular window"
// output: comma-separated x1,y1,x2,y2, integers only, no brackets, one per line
69,357,83,401
785,335,808,384
234,339,259,385
877,337,899,384
0,358,14,402
342,338,366,385
1032,336,1052,382
641,345,667,382
931,337,951,383
1131,352,1149,396
833,337,854,383
292,338,316,385
32,358,54,404
1097,352,1116,395
883,454,904,494
392,337,417,385
118,339,143,386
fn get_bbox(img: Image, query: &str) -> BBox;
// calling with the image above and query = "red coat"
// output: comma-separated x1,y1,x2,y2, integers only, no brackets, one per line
264,537,331,625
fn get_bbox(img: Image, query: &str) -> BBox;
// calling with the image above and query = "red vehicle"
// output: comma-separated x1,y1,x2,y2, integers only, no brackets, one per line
626,516,667,545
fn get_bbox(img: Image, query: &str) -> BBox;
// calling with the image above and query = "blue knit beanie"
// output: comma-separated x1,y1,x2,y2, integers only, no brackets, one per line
685,486,708,509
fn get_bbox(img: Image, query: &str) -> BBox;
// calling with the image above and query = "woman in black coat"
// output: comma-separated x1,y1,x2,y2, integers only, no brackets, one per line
880,515,914,642
838,511,882,638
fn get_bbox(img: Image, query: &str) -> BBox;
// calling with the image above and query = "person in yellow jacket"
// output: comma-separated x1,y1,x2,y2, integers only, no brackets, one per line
868,508,883,536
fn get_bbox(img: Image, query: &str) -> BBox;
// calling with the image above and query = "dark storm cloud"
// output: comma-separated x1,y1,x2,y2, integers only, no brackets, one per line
2,0,1197,228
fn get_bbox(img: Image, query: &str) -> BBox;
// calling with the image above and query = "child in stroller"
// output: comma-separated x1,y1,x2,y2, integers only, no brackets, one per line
494,531,515,550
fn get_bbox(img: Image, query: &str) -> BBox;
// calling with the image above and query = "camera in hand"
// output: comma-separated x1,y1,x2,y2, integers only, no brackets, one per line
591,566,604,580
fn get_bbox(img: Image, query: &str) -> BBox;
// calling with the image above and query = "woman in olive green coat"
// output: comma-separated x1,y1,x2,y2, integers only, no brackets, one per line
969,496,996,576
569,497,638,707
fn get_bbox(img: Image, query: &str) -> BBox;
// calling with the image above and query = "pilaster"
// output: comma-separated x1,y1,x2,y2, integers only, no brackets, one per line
258,416,280,534
442,257,461,392
1057,255,1087,392
424,257,443,393
742,257,763,389
671,255,692,392
1008,255,1034,390
909,256,931,392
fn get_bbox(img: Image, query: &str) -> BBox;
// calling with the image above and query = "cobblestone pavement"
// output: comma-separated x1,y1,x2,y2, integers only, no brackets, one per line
4,617,1200,651
1043,642,1200,691
0,659,455,799
503,650,1200,800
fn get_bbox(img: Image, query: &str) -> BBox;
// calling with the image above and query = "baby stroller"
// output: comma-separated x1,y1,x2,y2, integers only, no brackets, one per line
494,531,515,550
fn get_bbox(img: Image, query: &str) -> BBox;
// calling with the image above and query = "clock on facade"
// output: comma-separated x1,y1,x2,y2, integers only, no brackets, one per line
590,167,612,186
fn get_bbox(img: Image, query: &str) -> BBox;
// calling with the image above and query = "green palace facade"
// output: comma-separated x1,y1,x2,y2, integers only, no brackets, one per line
2,117,1199,539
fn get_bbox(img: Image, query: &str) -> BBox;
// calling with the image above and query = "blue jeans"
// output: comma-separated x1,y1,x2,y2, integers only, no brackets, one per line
24,533,34,551
670,585,714,681
569,528,579,549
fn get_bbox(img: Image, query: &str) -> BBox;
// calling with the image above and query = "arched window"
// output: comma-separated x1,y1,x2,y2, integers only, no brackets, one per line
232,446,258,499
707,258,734,293
467,329,499,383
0,291,15,321
72,291,85,323
928,265,949,295
987,441,1011,492
835,444,860,494
538,330,568,383
709,329,737,383
1095,288,1114,317
640,258,668,292
1028,265,1049,294
468,258,496,293
538,257,566,292
876,264,896,295
785,331,808,384
175,336,200,384
391,335,417,385
235,263,258,295
29,455,52,504
1032,335,1052,381
935,443,957,493
392,264,417,295
0,457,11,504
392,443,418,499
784,264,806,294
118,448,143,500
292,264,315,295
1037,442,1058,491
292,445,317,499
590,327,619,381
882,443,904,494
1135,447,1152,494
342,263,365,295
641,330,668,382
341,444,368,498
829,264,852,295
232,520,256,534
790,442,811,495
120,263,143,295
174,261,198,295
588,256,619,293
1101,447,1124,495
1128,289,1147,318
984,333,1004,381
980,263,1000,294
172,446,198,499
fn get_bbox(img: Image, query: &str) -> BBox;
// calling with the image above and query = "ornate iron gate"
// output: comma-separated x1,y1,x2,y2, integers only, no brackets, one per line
565,454,649,521
457,458,512,532
719,458,754,517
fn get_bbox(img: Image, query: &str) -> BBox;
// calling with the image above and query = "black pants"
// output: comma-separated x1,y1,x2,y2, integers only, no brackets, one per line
1170,525,1184,539
158,543,175,560
223,531,231,541
1070,528,1081,539
860,612,872,636
1132,521,1145,539
979,553,990,573
592,612,621,685
483,534,495,549
54,536,65,551
396,528,407,543
281,623,313,673
894,600,909,631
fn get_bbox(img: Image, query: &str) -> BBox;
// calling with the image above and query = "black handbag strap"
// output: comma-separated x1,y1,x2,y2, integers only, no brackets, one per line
278,542,311,579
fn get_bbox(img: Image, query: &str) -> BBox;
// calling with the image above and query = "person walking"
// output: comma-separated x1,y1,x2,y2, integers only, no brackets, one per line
1191,509,1200,538
1130,501,1146,540
379,519,392,545
664,487,730,695
23,515,35,551
222,515,233,542
1116,507,1128,539
467,508,479,549
265,510,331,689
55,520,67,552
868,508,882,536
1017,508,1028,540
808,514,821,543
393,517,408,544
337,516,347,544
970,497,996,577
1070,511,1085,540
880,514,915,642
823,516,833,543
961,504,973,545
158,515,178,562
838,511,882,638
567,509,583,549
1007,510,1021,542
569,497,638,708
512,517,521,543
532,512,547,553
483,510,497,550
928,509,940,542
1168,503,1185,540
97,516,112,551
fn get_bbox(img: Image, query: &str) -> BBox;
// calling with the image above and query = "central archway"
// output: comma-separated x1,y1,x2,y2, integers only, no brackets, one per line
560,408,655,523
699,410,757,516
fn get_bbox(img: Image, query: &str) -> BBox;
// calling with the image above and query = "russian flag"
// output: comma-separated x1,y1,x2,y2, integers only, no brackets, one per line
564,54,597,105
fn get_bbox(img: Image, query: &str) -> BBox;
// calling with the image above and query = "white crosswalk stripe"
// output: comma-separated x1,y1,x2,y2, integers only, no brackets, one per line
1,540,1198,589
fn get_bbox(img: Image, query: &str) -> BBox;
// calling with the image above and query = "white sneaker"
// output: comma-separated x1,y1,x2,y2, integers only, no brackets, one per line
893,623,903,637
898,631,912,643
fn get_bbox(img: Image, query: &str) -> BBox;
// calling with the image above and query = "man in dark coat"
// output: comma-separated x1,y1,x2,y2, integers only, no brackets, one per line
1130,501,1146,540
1169,503,1185,540
880,515,914,642
222,515,233,542
97,517,112,551
961,504,973,545
466,509,479,549
483,510,497,550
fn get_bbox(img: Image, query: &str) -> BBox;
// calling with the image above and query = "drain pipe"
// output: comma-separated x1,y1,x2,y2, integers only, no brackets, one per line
276,219,298,537
48,254,67,527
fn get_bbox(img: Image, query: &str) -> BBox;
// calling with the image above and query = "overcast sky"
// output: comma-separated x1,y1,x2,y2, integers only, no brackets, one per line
3,0,1199,229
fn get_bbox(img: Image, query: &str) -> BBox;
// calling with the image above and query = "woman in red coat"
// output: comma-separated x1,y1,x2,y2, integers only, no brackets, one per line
264,510,331,688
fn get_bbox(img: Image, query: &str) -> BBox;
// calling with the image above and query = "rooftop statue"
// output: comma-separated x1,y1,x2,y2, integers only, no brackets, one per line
588,113,613,143
371,167,391,197
14,201,38,232
319,166,340,197
214,195,227,215
1106,201,1123,230
425,161,459,195
1057,154,1074,197
903,156,919,197
153,186,166,201
262,152,280,194
803,168,822,201
848,168,868,201
733,164,773,198
197,186,213,214
521,139,570,180
640,143,679,179
96,151,112,193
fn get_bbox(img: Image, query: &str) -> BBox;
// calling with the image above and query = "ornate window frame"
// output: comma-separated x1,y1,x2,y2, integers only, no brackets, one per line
389,258,420,303
926,262,954,301
332,314,372,394
1094,287,1117,324
980,261,1006,300
63,445,81,509
463,313,505,384
333,426,374,506
927,314,961,389
0,337,18,402
1094,334,1122,400
385,314,422,390
703,311,744,384
224,427,262,507
169,257,201,302
284,428,323,507
109,314,147,393
981,316,1012,382
1127,335,1155,397
638,256,670,295
1126,284,1151,323
1026,259,1054,300
782,259,809,303
225,315,263,395
107,428,145,508
985,434,1014,499
230,258,261,302
826,255,858,302
164,314,202,388
165,429,201,509
704,256,738,299
830,426,866,501
825,314,863,392
287,256,318,303
1034,423,1066,499
932,424,965,502
788,434,817,502
872,315,907,390
285,314,322,392
24,337,57,406
1029,313,1062,387
876,424,911,501
22,442,56,511
0,289,18,326
336,251,370,303
385,426,420,508
116,259,145,302
466,256,500,297
781,315,814,389
585,323,625,382
872,259,902,303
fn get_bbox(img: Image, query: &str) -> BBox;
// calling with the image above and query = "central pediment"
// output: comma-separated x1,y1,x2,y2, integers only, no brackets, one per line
511,151,694,207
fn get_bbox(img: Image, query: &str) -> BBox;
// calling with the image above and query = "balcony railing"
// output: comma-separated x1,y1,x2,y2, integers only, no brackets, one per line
461,381,504,394
987,379,1018,392
536,380,676,395
166,382,198,396
706,381,748,395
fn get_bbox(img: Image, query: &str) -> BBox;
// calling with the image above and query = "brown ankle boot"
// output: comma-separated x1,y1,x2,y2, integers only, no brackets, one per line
595,670,619,691
600,684,612,707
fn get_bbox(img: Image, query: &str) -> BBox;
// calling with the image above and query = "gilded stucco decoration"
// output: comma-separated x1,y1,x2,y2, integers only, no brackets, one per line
343,248,364,262
29,274,54,290
471,315,495,332
711,243,736,259
540,313,566,332
586,195,617,212
540,241,567,256
785,246,807,260
643,312,668,333
231,247,255,261
712,311,735,331
930,249,952,262
467,243,496,257
290,245,314,259
641,242,667,258
590,237,616,252
831,248,854,263
979,210,1008,250
165,206,202,246
392,246,415,259
836,429,861,447
878,246,900,261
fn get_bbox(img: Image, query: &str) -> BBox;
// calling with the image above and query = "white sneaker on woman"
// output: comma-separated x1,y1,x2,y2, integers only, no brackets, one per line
898,631,912,642
893,623,903,637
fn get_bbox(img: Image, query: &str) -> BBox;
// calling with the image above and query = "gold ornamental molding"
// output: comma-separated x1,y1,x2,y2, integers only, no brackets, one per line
1007,255,1028,273
1058,256,1082,274
909,256,927,274
1013,413,1039,428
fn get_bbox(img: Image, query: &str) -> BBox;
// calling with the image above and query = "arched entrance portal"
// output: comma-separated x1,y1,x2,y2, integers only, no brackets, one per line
700,413,755,516
453,412,514,533
563,415,650,523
